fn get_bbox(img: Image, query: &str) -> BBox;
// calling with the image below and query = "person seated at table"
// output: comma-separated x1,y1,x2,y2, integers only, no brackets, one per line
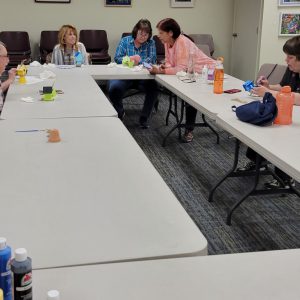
238,35,300,189
0,41,16,114
51,24,89,65
108,19,157,128
150,18,215,142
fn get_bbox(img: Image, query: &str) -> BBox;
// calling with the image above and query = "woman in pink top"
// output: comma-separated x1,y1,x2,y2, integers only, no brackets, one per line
151,18,215,142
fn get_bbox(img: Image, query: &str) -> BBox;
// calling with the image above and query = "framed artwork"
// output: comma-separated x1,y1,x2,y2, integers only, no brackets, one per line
105,0,131,6
278,0,300,6
171,0,194,8
35,0,71,2
279,13,300,36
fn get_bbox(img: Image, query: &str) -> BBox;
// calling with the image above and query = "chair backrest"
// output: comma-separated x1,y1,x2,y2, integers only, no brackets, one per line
79,30,109,51
0,31,31,54
39,30,59,63
0,31,31,66
121,32,131,38
153,35,165,64
196,44,211,57
188,34,214,56
256,63,287,85
40,31,59,52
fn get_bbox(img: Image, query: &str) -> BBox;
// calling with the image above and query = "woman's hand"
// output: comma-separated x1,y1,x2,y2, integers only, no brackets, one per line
8,68,16,84
149,65,164,74
252,85,269,97
256,76,270,88
129,55,141,65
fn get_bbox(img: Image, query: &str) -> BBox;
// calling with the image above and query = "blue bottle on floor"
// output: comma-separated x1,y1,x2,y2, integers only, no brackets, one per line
0,238,12,300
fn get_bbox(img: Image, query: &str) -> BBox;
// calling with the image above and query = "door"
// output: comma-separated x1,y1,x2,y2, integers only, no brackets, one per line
230,0,263,81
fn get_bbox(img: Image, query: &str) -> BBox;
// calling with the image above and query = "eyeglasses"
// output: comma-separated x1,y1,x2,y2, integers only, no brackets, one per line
137,30,149,38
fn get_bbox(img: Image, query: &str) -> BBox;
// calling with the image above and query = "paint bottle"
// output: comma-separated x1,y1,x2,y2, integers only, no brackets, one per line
0,238,12,300
11,248,32,300
47,290,60,300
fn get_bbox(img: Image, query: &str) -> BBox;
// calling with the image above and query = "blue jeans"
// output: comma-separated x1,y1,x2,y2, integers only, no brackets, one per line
108,79,158,121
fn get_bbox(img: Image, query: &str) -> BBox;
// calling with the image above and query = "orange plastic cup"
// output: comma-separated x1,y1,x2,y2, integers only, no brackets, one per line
47,129,61,143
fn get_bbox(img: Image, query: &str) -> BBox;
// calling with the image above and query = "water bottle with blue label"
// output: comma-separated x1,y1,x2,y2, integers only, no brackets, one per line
75,51,83,67
0,238,12,300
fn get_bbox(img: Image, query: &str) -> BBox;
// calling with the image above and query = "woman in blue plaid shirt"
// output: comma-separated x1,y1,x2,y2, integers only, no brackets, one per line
108,19,158,128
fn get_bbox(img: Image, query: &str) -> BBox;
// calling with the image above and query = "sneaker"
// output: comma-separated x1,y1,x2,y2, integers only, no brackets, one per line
139,116,150,129
183,130,193,143
265,178,295,189
237,161,266,172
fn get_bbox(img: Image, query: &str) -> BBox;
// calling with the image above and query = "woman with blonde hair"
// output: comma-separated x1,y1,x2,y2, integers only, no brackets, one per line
51,24,89,65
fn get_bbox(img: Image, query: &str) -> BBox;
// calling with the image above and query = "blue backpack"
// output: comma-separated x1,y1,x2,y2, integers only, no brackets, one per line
232,92,278,126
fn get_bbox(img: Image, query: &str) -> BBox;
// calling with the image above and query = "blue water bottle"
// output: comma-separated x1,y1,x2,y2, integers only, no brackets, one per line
0,238,12,300
75,51,83,67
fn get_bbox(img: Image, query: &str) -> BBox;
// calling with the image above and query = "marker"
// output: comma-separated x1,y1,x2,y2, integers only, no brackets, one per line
15,129,45,133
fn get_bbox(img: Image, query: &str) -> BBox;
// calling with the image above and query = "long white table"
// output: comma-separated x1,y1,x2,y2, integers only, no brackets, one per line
155,74,252,120
216,106,300,182
83,64,154,80
1,67,117,119
0,117,207,269
33,249,300,300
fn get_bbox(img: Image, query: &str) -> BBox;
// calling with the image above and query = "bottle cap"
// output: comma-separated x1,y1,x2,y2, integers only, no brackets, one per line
14,248,28,262
217,56,224,63
0,237,7,250
47,290,60,300
281,85,291,93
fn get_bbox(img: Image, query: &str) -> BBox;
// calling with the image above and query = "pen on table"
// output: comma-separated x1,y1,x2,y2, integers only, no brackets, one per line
15,129,46,133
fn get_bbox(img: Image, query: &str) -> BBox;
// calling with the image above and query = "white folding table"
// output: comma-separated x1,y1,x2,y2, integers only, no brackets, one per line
1,67,117,119
33,249,300,300
0,117,207,269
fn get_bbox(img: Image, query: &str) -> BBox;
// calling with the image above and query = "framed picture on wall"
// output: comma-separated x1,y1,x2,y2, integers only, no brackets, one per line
279,13,300,35
170,0,194,8
35,0,71,3
278,0,300,6
105,0,131,6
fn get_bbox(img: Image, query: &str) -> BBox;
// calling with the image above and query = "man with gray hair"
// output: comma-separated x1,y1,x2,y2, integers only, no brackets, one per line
0,41,16,113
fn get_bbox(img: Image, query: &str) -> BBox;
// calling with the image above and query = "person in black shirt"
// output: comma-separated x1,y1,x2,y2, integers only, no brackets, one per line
238,35,300,188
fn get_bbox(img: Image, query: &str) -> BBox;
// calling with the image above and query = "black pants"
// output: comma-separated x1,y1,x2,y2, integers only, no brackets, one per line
108,79,158,120
185,104,197,131
246,147,290,180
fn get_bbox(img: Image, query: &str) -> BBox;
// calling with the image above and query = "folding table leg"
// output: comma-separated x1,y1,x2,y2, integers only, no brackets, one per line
162,99,185,147
208,139,240,202
226,153,263,225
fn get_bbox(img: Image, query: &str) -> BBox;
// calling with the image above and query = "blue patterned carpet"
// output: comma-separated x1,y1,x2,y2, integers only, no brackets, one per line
107,89,300,255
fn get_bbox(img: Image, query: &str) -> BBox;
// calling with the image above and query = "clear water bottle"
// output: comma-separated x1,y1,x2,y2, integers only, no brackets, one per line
201,65,208,83
187,50,195,80
75,51,83,67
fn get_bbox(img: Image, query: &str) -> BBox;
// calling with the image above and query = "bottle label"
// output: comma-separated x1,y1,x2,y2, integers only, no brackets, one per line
13,272,32,300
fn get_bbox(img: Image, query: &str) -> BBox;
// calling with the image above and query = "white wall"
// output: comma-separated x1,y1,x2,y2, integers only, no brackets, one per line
259,0,300,67
0,0,234,68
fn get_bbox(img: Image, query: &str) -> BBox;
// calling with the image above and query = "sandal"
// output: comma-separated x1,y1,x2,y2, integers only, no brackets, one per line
183,130,193,143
